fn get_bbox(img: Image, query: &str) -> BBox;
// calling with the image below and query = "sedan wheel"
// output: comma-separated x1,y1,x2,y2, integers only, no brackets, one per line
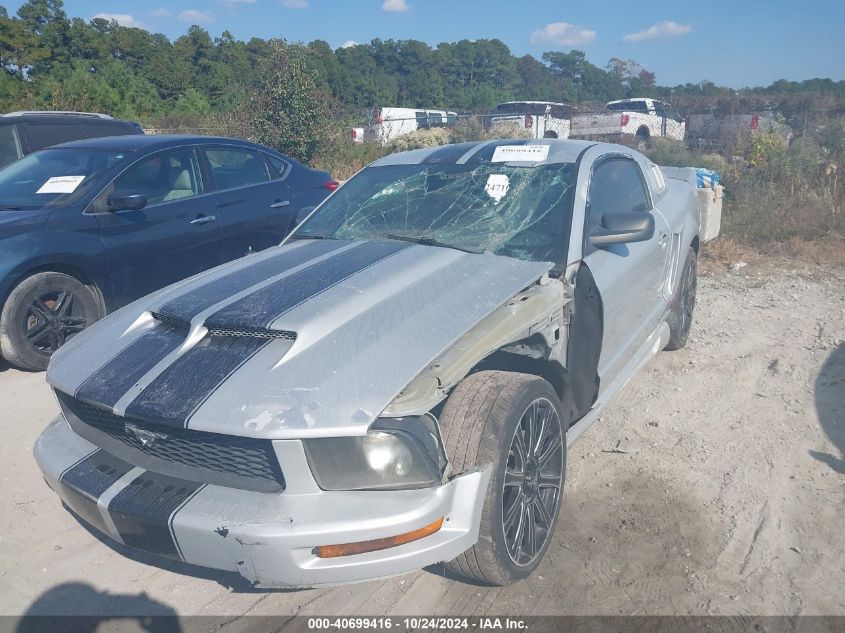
0,272,100,371
24,289,89,355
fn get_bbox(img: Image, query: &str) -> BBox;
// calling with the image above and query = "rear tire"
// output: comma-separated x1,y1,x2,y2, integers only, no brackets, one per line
440,370,566,585
0,272,100,371
665,247,697,350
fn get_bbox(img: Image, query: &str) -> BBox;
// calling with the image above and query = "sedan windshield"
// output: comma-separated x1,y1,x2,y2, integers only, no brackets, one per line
293,161,577,264
0,148,128,209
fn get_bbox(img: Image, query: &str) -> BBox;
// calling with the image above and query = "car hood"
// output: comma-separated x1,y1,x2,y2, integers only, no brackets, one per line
48,239,552,439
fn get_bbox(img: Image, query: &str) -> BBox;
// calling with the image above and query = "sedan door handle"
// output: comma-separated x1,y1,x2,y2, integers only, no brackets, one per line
190,215,217,225
270,200,291,208
658,232,668,247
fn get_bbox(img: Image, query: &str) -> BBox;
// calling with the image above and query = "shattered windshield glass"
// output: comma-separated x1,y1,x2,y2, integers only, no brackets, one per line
293,161,577,264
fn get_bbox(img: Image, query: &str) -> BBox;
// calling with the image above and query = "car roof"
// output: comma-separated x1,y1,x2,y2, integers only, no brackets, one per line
46,134,276,153
371,138,601,167
0,112,139,125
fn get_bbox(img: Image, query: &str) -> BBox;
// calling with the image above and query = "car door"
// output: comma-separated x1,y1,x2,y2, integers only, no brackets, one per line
92,146,225,307
582,155,671,389
202,146,297,261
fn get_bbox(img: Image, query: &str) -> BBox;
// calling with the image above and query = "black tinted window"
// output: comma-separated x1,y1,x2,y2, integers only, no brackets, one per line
82,121,140,137
0,124,23,169
606,101,648,113
205,148,270,190
25,123,87,151
588,158,650,220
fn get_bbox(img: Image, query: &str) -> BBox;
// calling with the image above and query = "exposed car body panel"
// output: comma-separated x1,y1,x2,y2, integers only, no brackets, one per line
49,238,552,438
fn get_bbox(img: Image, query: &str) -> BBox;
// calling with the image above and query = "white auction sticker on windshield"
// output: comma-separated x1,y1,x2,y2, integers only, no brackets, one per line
485,174,510,202
491,144,550,163
36,175,86,194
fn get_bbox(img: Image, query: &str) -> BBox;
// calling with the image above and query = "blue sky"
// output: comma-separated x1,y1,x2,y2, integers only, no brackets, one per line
5,0,843,87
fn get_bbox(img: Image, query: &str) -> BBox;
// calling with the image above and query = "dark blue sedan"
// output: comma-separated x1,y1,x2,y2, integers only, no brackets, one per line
0,135,337,370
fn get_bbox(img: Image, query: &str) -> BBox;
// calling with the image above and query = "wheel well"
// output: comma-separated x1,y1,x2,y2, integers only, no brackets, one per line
691,235,700,253
635,125,650,139
1,264,106,319
468,348,576,425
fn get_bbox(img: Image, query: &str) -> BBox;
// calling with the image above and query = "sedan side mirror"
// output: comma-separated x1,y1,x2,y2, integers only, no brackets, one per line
590,212,655,247
107,193,147,212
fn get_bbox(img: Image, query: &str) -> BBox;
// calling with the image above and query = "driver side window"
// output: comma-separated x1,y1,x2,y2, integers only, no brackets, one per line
110,149,201,209
588,157,650,228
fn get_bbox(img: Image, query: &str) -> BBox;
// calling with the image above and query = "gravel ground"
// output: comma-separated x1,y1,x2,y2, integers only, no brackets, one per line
0,259,843,622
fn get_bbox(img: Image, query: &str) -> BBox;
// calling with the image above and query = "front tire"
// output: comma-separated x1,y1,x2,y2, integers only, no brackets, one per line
0,272,100,371
665,247,697,350
440,370,566,585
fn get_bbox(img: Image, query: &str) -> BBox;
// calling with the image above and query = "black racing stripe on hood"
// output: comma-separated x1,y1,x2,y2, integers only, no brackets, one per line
204,239,412,331
122,240,412,429
422,141,484,164
74,325,184,410
58,450,135,535
107,471,203,560
465,139,530,164
123,335,269,428
157,239,348,323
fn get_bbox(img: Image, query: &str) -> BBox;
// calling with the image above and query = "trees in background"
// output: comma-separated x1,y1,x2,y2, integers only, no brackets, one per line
246,41,334,163
1,0,843,123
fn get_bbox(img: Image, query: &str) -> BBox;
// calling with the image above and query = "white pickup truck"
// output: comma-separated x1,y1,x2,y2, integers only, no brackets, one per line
570,98,685,145
490,101,574,139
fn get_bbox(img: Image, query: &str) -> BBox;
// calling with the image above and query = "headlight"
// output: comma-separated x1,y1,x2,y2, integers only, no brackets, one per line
303,414,447,491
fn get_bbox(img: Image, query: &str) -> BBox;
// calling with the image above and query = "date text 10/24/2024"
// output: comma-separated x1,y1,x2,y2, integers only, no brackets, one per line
307,617,528,630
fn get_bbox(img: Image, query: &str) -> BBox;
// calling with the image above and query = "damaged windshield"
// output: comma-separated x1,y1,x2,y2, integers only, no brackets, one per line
293,161,577,264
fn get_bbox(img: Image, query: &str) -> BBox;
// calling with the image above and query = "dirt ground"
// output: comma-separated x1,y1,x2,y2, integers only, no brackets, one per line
0,257,843,621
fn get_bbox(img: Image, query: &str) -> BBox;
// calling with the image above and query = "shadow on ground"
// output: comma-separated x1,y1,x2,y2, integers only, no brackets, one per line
14,581,182,632
810,343,845,474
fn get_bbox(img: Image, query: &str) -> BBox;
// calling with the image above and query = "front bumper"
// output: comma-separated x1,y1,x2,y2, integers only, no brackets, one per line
34,415,490,587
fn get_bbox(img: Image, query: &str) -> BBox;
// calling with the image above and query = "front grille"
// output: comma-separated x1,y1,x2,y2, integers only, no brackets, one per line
59,392,285,493
150,312,296,341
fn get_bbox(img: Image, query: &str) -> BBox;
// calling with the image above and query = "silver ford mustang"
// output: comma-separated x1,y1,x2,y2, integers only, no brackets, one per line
34,139,706,587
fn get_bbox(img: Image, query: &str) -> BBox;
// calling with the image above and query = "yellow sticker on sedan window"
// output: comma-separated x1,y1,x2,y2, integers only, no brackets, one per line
36,175,85,194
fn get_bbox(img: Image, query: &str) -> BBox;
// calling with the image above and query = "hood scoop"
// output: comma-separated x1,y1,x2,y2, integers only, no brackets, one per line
151,311,297,342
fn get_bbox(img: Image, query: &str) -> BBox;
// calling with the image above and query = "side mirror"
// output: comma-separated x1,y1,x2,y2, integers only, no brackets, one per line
107,193,147,211
590,212,655,247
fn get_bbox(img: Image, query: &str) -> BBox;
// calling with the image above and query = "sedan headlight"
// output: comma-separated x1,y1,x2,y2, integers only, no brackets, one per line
303,414,447,491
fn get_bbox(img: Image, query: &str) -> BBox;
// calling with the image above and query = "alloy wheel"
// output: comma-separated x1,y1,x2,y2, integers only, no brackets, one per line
23,289,89,355
501,397,564,567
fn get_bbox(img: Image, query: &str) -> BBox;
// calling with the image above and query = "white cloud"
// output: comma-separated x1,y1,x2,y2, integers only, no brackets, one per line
178,9,214,23
221,0,256,7
530,22,596,47
340,40,358,48
382,0,410,13
92,12,141,27
623,21,692,43
150,8,171,17
283,0,309,7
